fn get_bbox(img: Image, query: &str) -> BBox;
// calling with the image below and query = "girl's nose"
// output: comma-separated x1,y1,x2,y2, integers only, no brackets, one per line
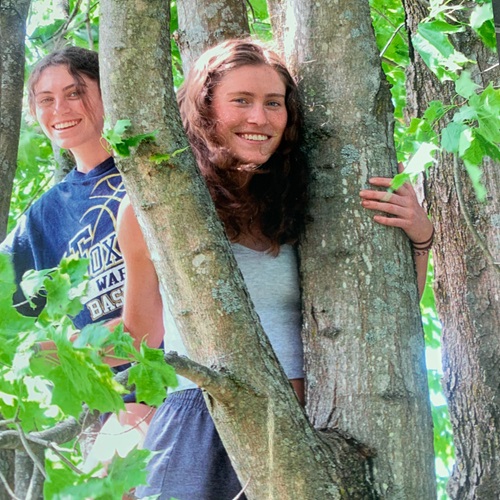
54,97,70,114
246,105,268,126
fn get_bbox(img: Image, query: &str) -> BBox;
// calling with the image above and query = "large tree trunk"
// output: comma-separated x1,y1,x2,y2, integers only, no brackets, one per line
99,0,377,497
404,1,500,498
277,0,436,498
0,0,31,240
176,0,249,74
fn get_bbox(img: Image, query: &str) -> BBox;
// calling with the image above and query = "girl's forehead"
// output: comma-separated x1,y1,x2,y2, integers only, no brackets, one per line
216,65,286,93
35,65,74,90
35,65,95,94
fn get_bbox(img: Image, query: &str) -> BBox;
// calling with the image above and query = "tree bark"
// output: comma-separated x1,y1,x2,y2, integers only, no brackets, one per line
266,0,286,54
99,0,377,497
403,1,500,498
0,0,31,240
278,0,436,498
0,2,31,493
176,0,249,74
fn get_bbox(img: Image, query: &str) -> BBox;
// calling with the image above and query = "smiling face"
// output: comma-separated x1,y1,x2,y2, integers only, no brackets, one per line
211,64,288,166
33,65,105,169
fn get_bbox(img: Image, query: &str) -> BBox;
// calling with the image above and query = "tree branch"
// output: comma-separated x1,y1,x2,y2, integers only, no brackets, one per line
0,469,20,500
25,458,44,500
164,351,249,403
13,424,46,480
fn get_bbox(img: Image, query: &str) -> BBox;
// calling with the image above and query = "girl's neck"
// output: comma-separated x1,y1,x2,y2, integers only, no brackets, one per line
234,231,272,252
73,141,112,173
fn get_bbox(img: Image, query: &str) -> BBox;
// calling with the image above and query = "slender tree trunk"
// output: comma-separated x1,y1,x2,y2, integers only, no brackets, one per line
0,1,31,494
176,0,249,74
266,0,286,55
277,0,437,497
403,1,500,498
0,0,31,240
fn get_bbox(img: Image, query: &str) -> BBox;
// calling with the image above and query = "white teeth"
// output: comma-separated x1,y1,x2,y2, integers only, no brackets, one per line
240,134,268,141
53,120,79,130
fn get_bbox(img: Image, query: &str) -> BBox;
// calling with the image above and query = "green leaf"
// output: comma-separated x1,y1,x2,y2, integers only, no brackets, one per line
470,3,496,49
400,141,439,179
422,100,448,123
469,84,500,144
463,159,485,202
0,253,16,299
459,129,488,201
413,21,469,81
102,119,157,157
42,268,85,319
470,3,493,29
390,172,411,191
31,340,127,417
0,255,37,337
59,256,90,287
20,257,89,321
31,19,66,43
441,122,468,153
452,105,478,124
474,18,496,50
20,267,51,309
103,119,131,144
455,70,480,99
128,343,177,407
149,146,189,164
73,322,115,349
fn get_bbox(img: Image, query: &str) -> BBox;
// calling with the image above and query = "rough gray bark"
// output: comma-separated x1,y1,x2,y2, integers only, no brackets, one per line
0,0,31,240
99,0,377,497
404,2,500,498
176,0,249,74
0,2,31,493
274,0,437,498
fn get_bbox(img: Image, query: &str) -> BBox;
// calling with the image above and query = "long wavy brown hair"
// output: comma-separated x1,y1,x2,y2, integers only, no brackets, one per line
177,39,307,254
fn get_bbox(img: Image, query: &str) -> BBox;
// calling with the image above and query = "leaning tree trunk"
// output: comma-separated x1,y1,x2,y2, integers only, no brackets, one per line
275,0,437,498
0,0,31,241
99,0,378,497
176,0,249,74
403,1,500,498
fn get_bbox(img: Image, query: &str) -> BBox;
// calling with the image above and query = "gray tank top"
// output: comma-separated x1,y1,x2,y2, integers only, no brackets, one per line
161,244,304,393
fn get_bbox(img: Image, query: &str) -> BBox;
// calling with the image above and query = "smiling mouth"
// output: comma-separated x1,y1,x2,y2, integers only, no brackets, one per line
53,120,80,130
238,133,270,141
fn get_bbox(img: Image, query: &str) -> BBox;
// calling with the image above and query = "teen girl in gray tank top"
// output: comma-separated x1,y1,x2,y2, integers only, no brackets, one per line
161,243,303,395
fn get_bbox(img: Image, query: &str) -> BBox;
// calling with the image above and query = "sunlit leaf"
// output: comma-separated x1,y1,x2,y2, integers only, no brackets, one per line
128,343,177,407
455,70,480,99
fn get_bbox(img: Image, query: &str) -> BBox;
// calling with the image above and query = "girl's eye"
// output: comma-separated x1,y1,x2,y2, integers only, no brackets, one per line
267,100,283,108
67,90,81,99
233,98,248,104
37,97,54,107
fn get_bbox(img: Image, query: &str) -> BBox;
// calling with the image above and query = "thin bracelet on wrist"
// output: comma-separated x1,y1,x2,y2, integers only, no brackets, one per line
411,227,435,252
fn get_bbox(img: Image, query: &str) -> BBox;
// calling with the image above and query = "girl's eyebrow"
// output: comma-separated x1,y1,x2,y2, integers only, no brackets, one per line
226,91,286,98
35,83,78,96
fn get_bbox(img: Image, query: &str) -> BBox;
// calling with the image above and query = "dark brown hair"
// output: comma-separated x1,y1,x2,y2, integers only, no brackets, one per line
177,39,307,253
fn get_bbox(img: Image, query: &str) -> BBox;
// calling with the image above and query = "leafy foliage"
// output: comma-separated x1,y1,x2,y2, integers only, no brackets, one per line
0,253,176,427
44,447,152,499
0,253,176,495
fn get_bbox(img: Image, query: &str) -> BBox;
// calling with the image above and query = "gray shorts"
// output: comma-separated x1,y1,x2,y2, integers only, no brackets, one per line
136,388,245,500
